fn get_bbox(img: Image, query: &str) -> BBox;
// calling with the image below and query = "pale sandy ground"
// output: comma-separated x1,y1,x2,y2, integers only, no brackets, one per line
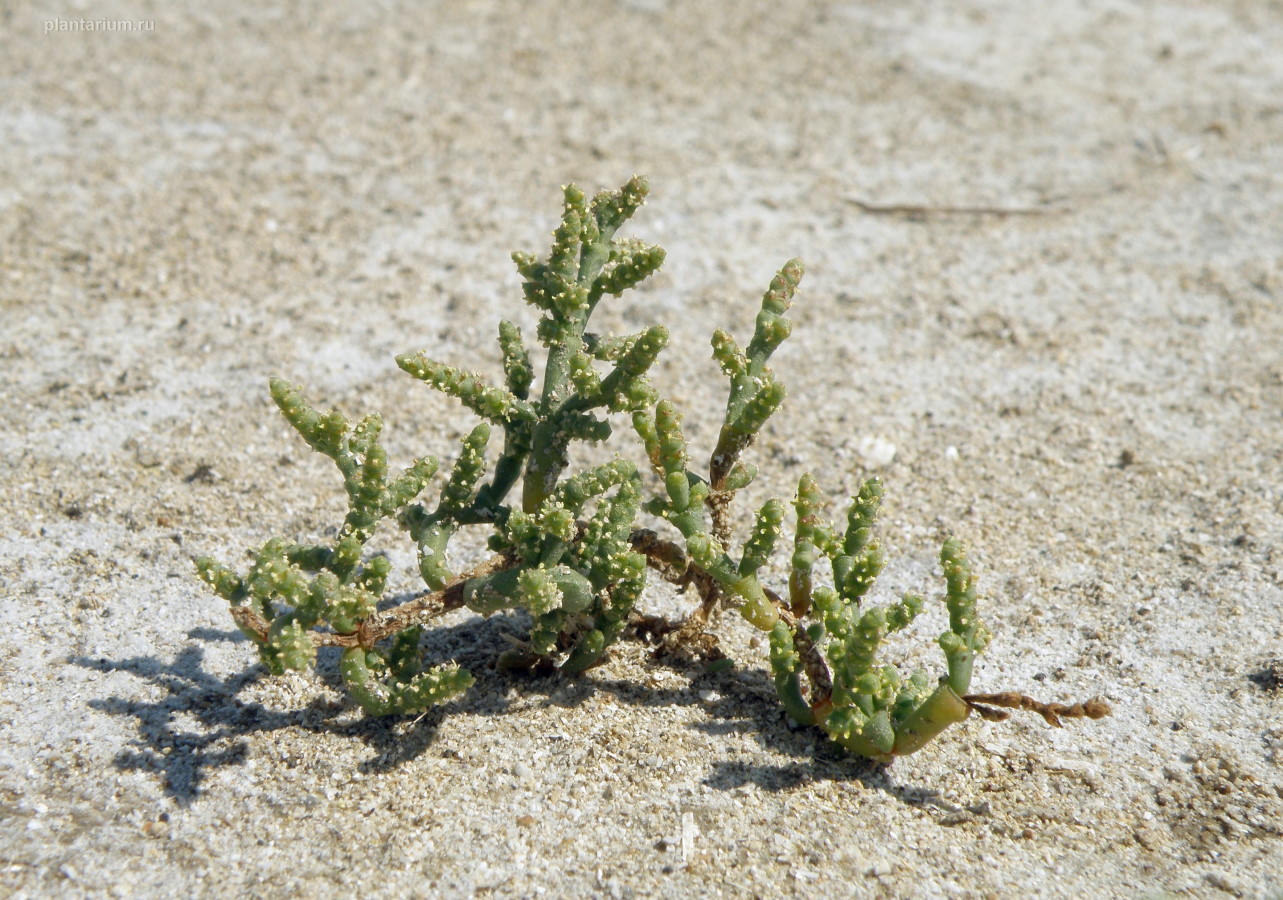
2,1,1282,897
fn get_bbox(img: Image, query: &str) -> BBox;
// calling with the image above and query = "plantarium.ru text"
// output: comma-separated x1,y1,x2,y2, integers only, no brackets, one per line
197,176,1109,763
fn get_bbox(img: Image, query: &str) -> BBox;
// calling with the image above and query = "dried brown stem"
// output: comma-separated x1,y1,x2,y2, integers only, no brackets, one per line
229,552,517,650
628,529,723,661
962,692,1112,728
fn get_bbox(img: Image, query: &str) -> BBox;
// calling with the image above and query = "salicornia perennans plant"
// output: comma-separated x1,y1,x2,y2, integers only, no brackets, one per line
197,176,1109,762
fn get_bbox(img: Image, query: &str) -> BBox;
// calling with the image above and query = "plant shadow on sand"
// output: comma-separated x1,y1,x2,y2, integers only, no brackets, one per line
75,610,953,812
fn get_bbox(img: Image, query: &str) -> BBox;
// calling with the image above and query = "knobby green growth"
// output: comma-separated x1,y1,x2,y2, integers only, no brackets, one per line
197,177,1110,759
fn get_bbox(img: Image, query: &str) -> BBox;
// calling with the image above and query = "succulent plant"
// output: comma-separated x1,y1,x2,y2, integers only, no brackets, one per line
197,176,1108,758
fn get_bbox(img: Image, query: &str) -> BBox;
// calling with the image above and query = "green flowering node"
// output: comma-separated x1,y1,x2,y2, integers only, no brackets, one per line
768,622,815,726
263,617,315,674
512,250,543,283
720,461,757,493
248,552,309,609
338,648,387,712
604,478,642,538
940,538,977,630
600,569,644,630
346,434,389,528
752,313,792,358
653,400,689,474
590,174,649,237
529,610,564,657
595,241,665,297
642,496,669,518
356,554,390,595
596,326,667,405
537,503,577,542
789,473,824,613
415,522,456,590
295,569,337,623
498,320,534,399
882,592,922,633
560,629,606,674
854,670,891,708
284,543,332,572
844,477,884,557
789,540,817,614
326,583,378,635
545,274,591,320
710,329,748,380
461,567,522,615
328,533,364,581
735,379,787,436
938,632,979,697
387,626,423,682
832,604,887,683
810,590,841,623
502,508,540,549
632,408,662,473
664,470,691,511
619,326,670,379
555,458,637,512
385,456,439,513
439,424,490,509
740,499,785,576
714,380,786,476
824,706,899,759
195,557,247,605
889,671,934,725
823,705,867,744
606,548,647,586
518,567,564,616
767,622,799,675
692,480,711,505
548,185,587,285
840,541,885,603
547,566,595,614
760,258,805,317
891,683,972,757
806,619,827,645
532,303,561,337
794,473,824,539
395,353,532,425
568,350,600,396
340,647,474,716
584,331,624,360
395,664,475,713
463,565,595,616
742,259,802,374
348,412,383,457
938,538,992,695
561,412,613,443
683,531,718,570
614,376,658,412
824,705,898,760
270,377,349,461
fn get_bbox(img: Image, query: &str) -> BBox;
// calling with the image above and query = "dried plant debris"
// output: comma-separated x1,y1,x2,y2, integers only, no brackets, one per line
197,177,1109,762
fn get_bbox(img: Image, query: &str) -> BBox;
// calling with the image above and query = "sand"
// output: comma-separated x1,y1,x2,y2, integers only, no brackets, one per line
2,1,1282,897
